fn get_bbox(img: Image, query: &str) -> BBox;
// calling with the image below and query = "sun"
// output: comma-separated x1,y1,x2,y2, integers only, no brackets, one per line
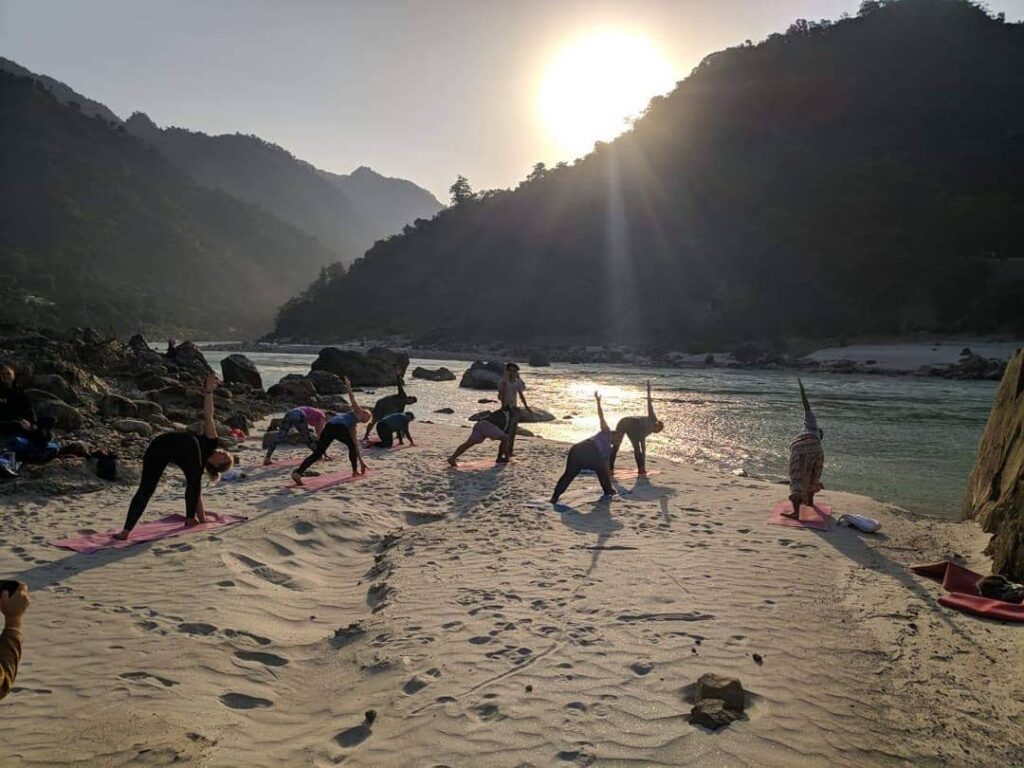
539,29,675,159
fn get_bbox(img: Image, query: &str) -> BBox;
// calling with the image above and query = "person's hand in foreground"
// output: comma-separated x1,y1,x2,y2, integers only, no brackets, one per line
1,582,29,631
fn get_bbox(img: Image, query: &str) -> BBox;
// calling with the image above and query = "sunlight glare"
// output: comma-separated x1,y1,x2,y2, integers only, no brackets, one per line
540,29,675,159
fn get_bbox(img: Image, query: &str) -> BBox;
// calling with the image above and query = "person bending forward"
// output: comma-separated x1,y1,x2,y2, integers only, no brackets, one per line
785,378,825,519
293,377,371,485
448,410,510,466
264,405,326,464
610,380,664,475
115,375,234,540
551,392,620,504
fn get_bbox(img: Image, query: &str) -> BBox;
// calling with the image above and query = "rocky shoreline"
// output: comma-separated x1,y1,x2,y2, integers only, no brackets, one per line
203,337,1020,380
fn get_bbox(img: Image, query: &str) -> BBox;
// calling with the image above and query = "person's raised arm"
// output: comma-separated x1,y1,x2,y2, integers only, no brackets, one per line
344,376,360,410
646,380,657,421
395,367,406,399
798,378,811,414
595,391,609,432
201,374,219,439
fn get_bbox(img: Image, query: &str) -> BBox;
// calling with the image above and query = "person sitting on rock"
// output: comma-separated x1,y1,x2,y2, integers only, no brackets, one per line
362,368,417,442
550,391,621,504
610,380,665,475
0,361,57,462
374,411,416,448
114,375,234,540
264,406,327,464
447,410,511,466
294,377,372,484
784,378,825,519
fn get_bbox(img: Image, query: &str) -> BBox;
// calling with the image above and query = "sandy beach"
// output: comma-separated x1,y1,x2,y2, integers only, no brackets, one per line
2,422,1022,767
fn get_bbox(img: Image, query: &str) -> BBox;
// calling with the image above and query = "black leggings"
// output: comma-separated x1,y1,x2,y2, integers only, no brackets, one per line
297,422,358,474
376,422,396,448
552,441,614,502
123,433,203,531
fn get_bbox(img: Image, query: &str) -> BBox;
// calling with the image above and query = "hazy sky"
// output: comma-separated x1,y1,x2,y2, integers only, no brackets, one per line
3,0,1023,198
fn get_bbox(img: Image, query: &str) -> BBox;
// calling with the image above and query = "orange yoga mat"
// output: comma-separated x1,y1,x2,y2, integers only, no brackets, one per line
911,561,1024,622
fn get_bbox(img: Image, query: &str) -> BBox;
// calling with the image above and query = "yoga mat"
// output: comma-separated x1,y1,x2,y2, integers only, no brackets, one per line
612,468,662,479
286,469,376,492
49,512,247,553
768,500,832,531
364,440,412,450
446,458,510,471
251,457,305,472
911,561,1024,622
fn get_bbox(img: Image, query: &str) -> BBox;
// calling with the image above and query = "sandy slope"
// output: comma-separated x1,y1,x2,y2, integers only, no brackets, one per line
0,423,1021,767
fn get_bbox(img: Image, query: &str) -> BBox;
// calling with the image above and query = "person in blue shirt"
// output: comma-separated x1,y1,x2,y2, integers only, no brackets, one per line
550,391,621,504
292,377,372,485
375,411,415,448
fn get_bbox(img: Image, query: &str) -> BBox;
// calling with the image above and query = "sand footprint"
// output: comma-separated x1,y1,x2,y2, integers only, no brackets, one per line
219,692,273,710
234,650,289,667
119,671,177,687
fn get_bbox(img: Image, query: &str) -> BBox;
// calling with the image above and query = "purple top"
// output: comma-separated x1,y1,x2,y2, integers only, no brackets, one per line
299,406,327,431
590,430,613,459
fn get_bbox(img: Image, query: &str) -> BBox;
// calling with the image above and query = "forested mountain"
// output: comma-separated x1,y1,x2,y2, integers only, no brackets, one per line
0,56,122,125
0,71,337,337
319,166,443,242
275,0,1024,347
124,113,377,264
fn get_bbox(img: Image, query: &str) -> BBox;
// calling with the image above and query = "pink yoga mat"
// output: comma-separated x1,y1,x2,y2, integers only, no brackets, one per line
285,469,376,492
768,500,832,531
447,459,510,471
612,468,662,479
251,457,305,472
364,441,412,450
49,512,247,553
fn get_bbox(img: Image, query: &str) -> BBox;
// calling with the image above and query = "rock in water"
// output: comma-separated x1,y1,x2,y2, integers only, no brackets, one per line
220,354,262,390
689,699,740,730
310,347,409,386
267,378,317,402
528,352,550,367
412,366,456,381
166,340,214,376
459,361,504,390
964,348,1024,580
695,673,745,712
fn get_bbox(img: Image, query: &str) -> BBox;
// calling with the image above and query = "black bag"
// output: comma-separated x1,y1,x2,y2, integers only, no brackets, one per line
95,452,118,481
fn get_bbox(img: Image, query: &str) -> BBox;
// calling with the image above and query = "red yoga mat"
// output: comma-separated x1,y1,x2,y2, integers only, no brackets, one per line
285,469,376,492
49,512,247,553
612,468,662,479
364,440,412,450
911,561,1024,622
768,500,832,531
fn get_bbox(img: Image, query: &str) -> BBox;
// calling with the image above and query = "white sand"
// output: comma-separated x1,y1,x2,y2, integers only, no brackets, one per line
1,423,1022,766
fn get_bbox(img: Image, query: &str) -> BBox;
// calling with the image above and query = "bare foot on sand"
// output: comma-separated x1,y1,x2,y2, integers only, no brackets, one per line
291,471,304,486
184,517,202,527
263,458,273,466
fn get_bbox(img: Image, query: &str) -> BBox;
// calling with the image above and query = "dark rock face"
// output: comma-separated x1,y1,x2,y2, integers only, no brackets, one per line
306,369,347,395
459,361,504,390
689,699,740,730
412,366,456,382
310,347,409,387
267,378,317,402
220,353,262,390
30,373,79,404
695,673,745,712
166,340,213,377
34,398,83,430
98,393,138,418
964,348,1024,580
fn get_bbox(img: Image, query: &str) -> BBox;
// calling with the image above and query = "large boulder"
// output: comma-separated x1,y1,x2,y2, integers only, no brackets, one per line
30,373,78,404
267,378,317,402
99,393,139,419
166,340,213,377
220,354,262,390
412,366,456,382
695,673,745,712
459,361,504,390
964,348,1024,580
528,352,550,367
307,369,347,395
35,398,84,430
310,347,409,387
131,400,164,419
689,699,741,730
519,408,556,423
112,419,153,437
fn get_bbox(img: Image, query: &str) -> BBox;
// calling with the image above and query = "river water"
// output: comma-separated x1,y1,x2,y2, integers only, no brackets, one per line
205,349,996,519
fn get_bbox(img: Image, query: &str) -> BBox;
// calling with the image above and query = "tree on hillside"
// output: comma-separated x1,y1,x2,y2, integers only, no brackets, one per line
449,175,475,205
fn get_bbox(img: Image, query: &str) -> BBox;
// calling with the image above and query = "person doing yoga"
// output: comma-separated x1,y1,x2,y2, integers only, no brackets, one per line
362,368,417,442
550,391,620,504
114,375,234,540
496,362,532,463
375,411,415,448
785,378,825,519
264,406,327,464
609,380,664,475
447,410,511,467
292,377,371,485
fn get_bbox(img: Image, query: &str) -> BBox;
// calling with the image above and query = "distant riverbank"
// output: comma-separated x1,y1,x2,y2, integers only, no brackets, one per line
199,338,1022,379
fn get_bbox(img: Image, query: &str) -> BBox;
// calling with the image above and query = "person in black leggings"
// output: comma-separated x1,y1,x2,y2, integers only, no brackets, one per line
550,391,621,504
114,375,234,539
609,380,664,475
293,377,371,485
